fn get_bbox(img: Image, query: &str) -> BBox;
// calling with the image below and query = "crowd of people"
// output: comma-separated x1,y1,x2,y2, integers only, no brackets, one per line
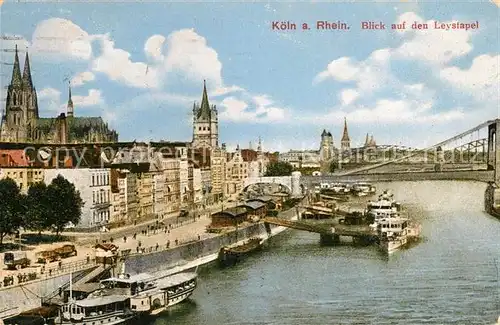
1,272,38,288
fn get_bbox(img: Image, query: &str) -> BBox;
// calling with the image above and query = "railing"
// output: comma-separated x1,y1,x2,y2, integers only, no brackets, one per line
0,258,97,291
0,306,19,320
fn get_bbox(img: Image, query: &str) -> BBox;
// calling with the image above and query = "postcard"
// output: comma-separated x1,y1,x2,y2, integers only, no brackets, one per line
0,1,499,324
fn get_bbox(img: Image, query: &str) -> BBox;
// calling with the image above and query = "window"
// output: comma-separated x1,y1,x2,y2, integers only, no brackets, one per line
93,192,95,204
92,175,95,186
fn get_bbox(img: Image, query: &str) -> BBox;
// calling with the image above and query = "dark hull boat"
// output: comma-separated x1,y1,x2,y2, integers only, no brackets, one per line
218,238,263,267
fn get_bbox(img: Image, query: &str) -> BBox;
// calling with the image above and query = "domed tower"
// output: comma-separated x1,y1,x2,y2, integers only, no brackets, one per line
319,129,333,161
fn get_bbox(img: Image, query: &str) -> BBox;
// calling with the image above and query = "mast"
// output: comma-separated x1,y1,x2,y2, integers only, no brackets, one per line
69,271,73,302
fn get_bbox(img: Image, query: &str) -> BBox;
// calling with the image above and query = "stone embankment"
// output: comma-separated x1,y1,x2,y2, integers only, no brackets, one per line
125,206,300,274
0,201,302,320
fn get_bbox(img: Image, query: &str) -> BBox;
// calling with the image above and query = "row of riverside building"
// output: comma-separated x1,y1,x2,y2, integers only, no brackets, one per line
0,48,277,230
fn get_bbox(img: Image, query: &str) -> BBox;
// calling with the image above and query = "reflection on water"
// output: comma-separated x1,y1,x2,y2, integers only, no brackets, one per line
140,181,500,325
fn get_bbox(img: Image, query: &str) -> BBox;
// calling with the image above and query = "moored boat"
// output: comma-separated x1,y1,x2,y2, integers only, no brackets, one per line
376,217,421,254
129,272,197,316
218,237,263,267
351,182,376,196
54,267,198,324
366,190,401,221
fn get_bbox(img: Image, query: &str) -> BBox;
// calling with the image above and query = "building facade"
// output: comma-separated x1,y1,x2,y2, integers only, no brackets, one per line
224,146,248,197
0,47,118,144
279,150,321,169
210,146,226,203
0,168,44,193
44,168,111,229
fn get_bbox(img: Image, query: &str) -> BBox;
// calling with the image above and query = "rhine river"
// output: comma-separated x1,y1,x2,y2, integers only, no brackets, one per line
146,181,500,325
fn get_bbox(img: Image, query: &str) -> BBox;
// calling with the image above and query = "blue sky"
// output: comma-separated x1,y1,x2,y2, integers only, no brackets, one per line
0,1,498,152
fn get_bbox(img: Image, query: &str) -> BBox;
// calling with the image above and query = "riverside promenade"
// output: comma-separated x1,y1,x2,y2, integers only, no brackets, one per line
0,202,235,289
0,199,304,320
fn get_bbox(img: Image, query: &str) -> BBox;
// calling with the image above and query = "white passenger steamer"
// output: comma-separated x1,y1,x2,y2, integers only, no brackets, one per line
54,267,197,324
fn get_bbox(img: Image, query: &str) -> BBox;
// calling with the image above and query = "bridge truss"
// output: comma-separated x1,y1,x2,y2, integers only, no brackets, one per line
341,119,496,176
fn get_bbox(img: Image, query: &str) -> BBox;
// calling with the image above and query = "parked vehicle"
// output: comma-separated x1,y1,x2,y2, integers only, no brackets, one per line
35,245,77,264
36,250,60,264
4,251,31,270
54,244,77,259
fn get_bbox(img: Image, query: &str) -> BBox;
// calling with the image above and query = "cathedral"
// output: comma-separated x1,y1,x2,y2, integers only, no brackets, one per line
0,46,118,144
191,80,219,149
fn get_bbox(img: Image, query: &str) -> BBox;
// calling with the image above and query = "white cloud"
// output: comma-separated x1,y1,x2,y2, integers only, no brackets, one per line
314,48,392,92
36,87,103,113
440,54,499,102
252,95,273,107
72,89,103,106
37,87,61,101
219,95,286,123
340,89,360,106
30,18,93,60
37,87,63,112
163,29,223,87
92,34,162,89
144,35,166,62
210,85,244,97
71,71,95,87
393,12,474,64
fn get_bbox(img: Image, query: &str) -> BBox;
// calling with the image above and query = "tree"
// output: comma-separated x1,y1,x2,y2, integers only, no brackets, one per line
264,161,294,177
329,160,339,173
46,175,84,235
25,182,50,234
0,178,25,245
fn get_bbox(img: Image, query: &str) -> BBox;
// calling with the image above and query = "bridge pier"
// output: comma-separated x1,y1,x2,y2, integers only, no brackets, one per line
485,120,500,218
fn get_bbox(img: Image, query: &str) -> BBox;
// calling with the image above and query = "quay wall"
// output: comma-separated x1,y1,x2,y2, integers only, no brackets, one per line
0,269,88,320
125,206,299,274
126,223,265,274
0,205,300,321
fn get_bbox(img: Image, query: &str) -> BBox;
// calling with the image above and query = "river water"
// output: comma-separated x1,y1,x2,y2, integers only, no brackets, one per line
146,181,500,325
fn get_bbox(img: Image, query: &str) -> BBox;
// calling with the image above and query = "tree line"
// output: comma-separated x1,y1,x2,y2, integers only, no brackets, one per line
0,175,83,245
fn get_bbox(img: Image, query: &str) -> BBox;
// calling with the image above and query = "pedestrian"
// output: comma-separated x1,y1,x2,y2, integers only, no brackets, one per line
175,239,178,246
198,234,201,241
156,243,159,251
123,236,127,243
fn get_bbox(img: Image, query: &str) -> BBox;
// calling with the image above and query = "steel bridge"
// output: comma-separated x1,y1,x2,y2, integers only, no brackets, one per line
333,118,500,184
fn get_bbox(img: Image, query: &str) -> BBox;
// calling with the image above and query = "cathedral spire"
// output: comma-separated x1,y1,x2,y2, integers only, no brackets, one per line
364,133,370,146
22,51,33,89
10,45,22,87
341,117,350,142
198,79,211,120
258,136,262,152
67,83,74,117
